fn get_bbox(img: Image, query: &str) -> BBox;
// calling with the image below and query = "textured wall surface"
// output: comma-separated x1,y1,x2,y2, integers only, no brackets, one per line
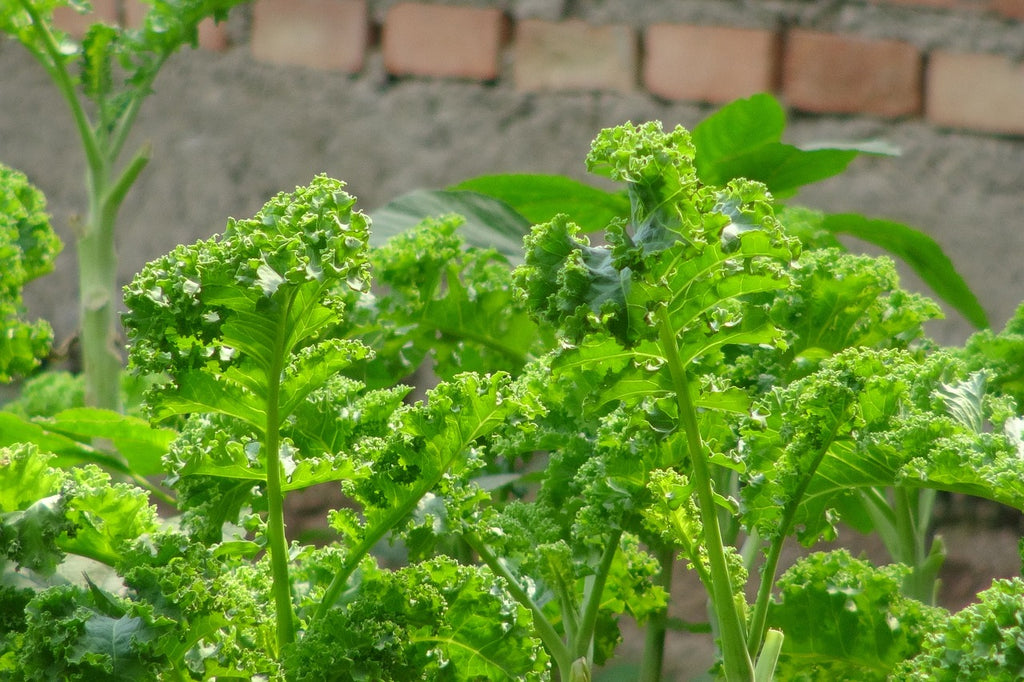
1,0,1023,349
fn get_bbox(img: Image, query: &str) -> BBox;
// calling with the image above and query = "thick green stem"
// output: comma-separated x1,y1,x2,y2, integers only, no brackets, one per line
753,629,784,682
893,487,942,605
638,544,675,682
78,166,123,412
656,306,752,681
573,529,622,663
20,2,164,412
264,318,295,649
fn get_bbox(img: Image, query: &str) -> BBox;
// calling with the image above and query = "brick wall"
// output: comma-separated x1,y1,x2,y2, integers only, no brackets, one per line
52,0,1024,137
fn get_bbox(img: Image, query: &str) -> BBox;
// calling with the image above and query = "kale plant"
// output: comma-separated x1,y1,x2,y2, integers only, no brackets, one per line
2,124,1024,682
1,0,247,410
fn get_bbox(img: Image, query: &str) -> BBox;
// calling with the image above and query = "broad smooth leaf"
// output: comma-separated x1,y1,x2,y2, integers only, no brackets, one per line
450,173,629,233
0,412,133,474
692,93,894,198
42,408,173,477
370,189,532,263
821,213,989,329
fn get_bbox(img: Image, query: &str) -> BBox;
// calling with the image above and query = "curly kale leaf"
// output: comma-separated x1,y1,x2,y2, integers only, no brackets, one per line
741,348,1024,545
0,164,61,381
124,177,377,533
344,373,540,544
519,123,795,353
290,556,548,681
312,372,542,616
9,583,175,682
466,400,669,666
351,215,552,387
768,550,943,681
960,301,1024,409
514,123,794,455
119,532,280,679
727,247,943,389
0,444,157,573
895,577,1024,680
124,175,370,405
897,374,1024,511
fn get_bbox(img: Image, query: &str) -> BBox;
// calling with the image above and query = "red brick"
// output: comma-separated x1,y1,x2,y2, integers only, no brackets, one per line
251,0,368,72
643,23,779,104
990,0,1024,19
52,0,118,37
514,19,637,93
782,30,922,117
926,51,1024,135
382,3,507,80
870,0,974,8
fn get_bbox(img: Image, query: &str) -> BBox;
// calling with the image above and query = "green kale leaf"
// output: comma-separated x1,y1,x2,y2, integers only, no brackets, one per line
0,164,61,381
768,550,943,681
895,577,1024,681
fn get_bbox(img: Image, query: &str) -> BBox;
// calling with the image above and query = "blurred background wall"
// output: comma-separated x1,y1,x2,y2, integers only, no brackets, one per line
2,0,1023,347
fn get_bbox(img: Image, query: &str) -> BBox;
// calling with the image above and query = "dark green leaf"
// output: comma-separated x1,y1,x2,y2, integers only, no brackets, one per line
692,93,895,199
450,173,629,233
370,189,532,263
821,213,988,329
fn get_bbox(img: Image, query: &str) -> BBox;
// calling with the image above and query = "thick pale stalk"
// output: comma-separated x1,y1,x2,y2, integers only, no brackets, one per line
78,167,122,411
265,318,295,649
656,306,753,681
638,544,675,682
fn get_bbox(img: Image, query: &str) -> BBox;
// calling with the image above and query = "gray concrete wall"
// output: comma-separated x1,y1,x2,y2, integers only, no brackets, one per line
2,10,1023,348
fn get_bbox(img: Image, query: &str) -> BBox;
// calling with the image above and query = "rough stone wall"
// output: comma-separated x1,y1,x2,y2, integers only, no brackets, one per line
1,0,1023,348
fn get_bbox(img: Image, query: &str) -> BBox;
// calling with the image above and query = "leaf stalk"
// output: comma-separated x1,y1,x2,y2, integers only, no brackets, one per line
656,305,752,681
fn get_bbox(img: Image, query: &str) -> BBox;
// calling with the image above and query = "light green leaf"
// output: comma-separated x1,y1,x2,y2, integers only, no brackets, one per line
769,550,943,681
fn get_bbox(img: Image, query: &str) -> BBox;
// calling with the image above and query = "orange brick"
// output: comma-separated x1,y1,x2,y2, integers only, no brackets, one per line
926,51,1024,135
643,23,779,104
514,19,637,93
251,0,368,72
52,0,118,37
782,30,922,117
382,3,507,80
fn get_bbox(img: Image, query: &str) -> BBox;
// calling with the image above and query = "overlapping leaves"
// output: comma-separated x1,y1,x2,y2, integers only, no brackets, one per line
515,121,796,413
291,557,548,681
0,444,157,574
741,347,1024,545
350,215,551,387
123,177,374,502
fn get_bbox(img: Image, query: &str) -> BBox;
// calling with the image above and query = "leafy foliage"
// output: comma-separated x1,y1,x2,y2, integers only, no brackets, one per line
0,164,61,382
895,578,1024,680
348,214,552,386
768,550,943,681
0,444,157,574
289,557,548,681
960,302,1024,408
2,109,1023,682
